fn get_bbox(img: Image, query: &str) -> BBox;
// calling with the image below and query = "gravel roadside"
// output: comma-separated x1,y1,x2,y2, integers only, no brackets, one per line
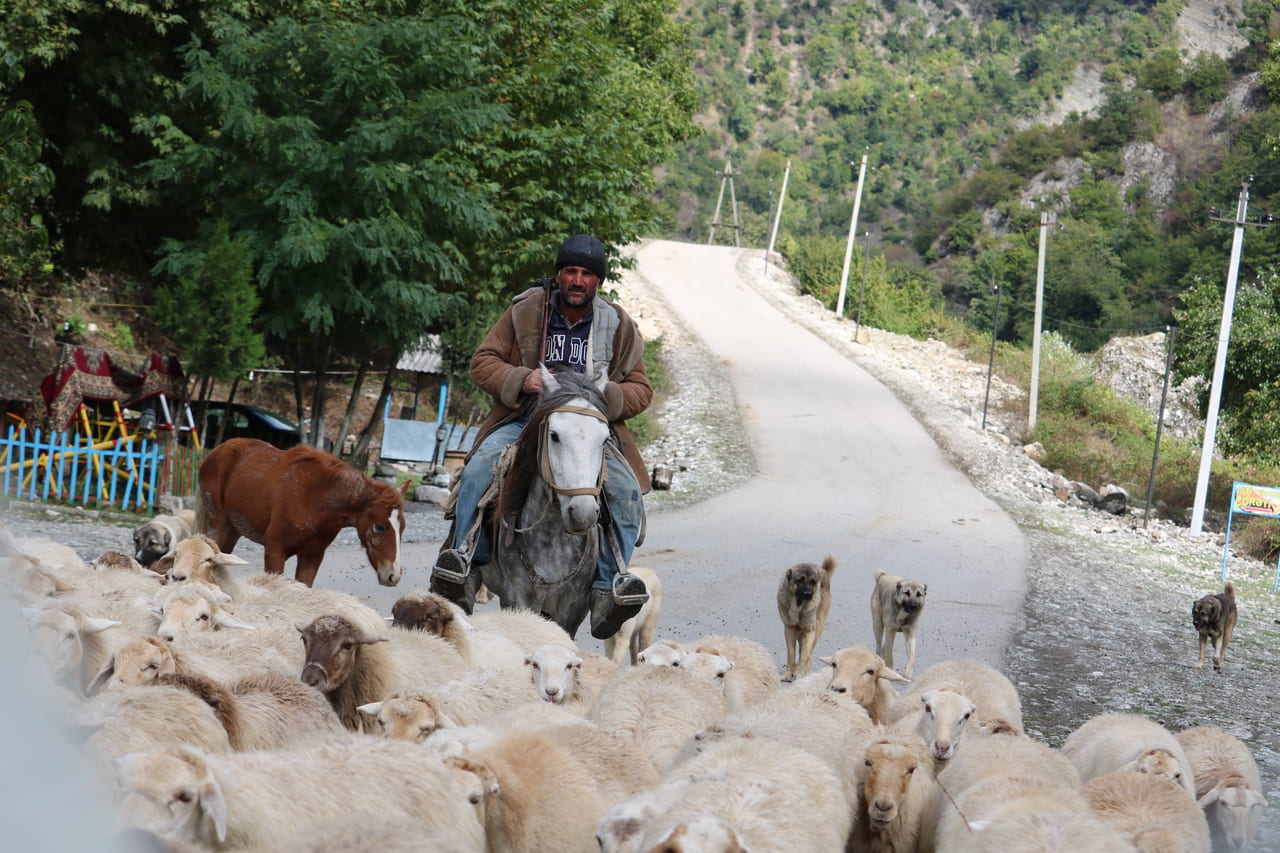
5,239,1279,848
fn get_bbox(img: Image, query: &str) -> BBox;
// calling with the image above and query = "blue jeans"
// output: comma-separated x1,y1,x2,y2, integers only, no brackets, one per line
451,419,643,590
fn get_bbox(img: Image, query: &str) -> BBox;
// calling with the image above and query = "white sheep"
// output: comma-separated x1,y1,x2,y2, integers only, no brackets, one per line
524,643,619,708
23,603,124,693
887,658,1023,765
153,670,345,751
424,700,590,761
297,613,468,728
273,814,477,853
685,632,781,711
152,581,255,641
357,669,544,738
89,632,299,693
1062,712,1195,793
164,535,387,635
821,644,909,724
924,731,1131,853
445,729,620,853
1083,768,1211,853
390,589,531,673
636,638,686,666
587,663,729,774
603,566,662,665
633,738,853,852
849,732,934,853
114,737,484,851
1176,724,1267,852
83,683,232,788
469,605,576,653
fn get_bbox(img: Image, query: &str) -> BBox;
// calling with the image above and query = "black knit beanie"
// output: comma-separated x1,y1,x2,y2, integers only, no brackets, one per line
555,234,607,281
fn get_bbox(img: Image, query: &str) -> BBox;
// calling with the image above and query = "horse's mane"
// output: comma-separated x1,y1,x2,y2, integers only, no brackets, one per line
498,370,608,520
292,446,404,514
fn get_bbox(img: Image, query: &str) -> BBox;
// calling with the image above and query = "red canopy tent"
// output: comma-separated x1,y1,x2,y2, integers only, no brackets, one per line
34,346,186,431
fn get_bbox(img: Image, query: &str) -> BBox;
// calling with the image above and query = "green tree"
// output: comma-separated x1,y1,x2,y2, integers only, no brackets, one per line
155,219,264,417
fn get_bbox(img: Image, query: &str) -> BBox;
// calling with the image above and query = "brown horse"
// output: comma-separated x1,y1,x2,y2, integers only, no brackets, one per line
196,438,406,587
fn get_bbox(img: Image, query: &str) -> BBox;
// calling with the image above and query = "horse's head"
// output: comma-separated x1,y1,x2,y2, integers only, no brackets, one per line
529,365,611,535
357,482,406,586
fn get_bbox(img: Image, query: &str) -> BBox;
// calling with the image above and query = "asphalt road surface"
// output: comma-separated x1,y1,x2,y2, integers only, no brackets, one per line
313,239,1028,674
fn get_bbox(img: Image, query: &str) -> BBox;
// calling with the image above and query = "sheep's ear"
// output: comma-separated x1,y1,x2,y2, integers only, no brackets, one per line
437,711,459,729
879,667,910,683
214,553,249,568
356,701,383,716
818,656,834,667
383,615,394,623
1197,785,1221,807
1250,789,1268,808
87,659,116,694
83,617,122,634
199,780,228,843
212,613,255,631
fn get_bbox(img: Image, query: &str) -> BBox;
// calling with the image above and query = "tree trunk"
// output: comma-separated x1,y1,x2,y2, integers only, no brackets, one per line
353,350,398,467
214,374,242,447
336,358,370,460
308,340,332,449
194,375,213,447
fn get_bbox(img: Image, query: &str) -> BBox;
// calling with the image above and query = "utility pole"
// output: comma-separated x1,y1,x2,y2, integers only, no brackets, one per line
1028,206,1050,432
854,230,871,343
766,158,791,264
836,152,869,318
706,158,741,247
764,188,776,275
1191,180,1270,534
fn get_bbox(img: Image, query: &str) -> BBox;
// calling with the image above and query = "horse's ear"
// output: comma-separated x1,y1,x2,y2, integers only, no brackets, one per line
539,363,560,395
590,367,609,394
397,480,411,498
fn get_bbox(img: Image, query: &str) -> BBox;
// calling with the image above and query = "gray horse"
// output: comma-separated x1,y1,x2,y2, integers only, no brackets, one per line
474,367,612,638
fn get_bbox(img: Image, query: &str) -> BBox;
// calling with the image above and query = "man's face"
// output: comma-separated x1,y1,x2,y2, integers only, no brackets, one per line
557,265,600,308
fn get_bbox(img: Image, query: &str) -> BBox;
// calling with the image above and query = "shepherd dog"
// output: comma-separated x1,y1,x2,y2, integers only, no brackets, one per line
131,509,196,569
1193,581,1237,672
777,555,836,682
871,569,928,678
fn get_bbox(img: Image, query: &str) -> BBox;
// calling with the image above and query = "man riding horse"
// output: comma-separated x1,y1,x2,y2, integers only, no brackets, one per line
431,234,651,640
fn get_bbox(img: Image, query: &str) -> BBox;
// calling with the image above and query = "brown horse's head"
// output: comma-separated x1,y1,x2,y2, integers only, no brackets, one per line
357,479,407,586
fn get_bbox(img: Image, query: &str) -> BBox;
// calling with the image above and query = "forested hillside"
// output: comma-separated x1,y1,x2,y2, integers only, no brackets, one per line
653,0,1280,463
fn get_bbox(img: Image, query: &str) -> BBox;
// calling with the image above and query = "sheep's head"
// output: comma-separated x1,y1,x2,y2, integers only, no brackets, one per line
1125,747,1190,792
153,583,250,642
444,755,499,822
357,694,454,742
164,536,246,586
89,636,177,693
637,640,686,667
1200,779,1266,852
822,646,907,710
645,814,749,853
859,735,926,833
24,605,119,682
298,614,385,693
390,593,453,636
116,746,227,846
526,644,582,703
675,651,734,690
918,688,976,761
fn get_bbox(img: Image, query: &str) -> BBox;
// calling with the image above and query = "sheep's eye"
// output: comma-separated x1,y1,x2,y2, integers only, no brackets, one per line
65,632,77,641
864,759,872,767
907,766,916,775
530,662,540,670
174,791,192,804
716,671,726,678
670,662,679,667
341,642,353,651
924,704,932,714
199,613,209,621
866,668,876,676
146,663,159,671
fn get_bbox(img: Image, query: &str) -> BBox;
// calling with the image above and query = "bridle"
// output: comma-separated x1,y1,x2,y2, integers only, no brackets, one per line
538,404,609,497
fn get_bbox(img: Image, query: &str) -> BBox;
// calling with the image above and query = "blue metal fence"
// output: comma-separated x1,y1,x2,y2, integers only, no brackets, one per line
1,426,164,513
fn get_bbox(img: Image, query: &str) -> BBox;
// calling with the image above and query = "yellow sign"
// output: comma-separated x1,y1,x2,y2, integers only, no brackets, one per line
1234,484,1280,517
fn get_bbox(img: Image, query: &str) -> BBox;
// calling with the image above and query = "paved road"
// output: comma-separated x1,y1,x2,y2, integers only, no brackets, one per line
313,239,1028,672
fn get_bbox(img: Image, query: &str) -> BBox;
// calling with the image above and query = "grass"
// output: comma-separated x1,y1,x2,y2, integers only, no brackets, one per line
627,338,667,449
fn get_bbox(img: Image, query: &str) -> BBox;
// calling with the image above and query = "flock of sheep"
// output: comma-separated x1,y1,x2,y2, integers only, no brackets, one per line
1,522,1268,853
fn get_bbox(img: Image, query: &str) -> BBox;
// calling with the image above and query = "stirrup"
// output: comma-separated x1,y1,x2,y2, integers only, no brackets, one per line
612,573,650,607
432,549,471,585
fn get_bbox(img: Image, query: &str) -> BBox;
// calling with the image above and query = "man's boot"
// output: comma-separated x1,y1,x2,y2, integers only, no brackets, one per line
430,548,472,611
589,573,650,640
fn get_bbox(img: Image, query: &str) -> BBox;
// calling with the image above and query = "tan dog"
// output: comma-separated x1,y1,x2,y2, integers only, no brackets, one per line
871,569,927,678
131,509,197,569
1193,581,1237,671
777,555,836,682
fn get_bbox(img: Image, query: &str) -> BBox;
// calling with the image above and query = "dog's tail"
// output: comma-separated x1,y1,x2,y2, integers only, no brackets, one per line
1223,581,1235,596
823,555,837,575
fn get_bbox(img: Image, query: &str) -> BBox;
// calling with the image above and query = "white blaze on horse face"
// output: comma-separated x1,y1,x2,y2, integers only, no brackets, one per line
372,507,403,587
546,399,610,535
